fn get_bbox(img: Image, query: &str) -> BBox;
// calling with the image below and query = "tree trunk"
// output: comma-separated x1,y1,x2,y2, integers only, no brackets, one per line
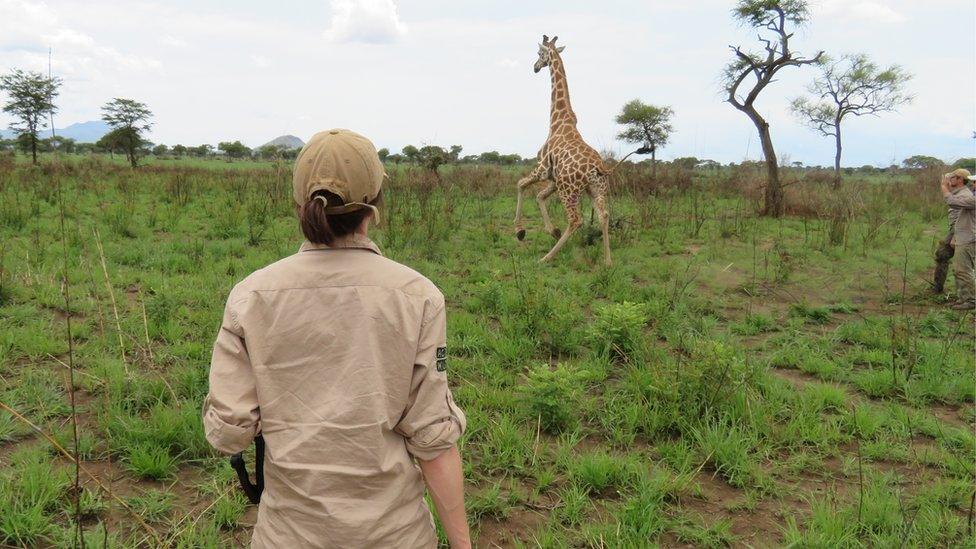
651,148,657,179
30,134,37,165
832,123,842,190
755,117,782,217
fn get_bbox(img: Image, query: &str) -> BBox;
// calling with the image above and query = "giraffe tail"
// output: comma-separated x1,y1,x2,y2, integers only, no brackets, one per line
601,147,647,178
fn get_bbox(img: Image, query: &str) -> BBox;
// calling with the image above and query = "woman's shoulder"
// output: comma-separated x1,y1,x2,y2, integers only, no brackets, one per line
229,250,443,302
366,254,443,301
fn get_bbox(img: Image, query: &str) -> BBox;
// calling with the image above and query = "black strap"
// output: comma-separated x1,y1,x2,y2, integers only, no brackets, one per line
229,435,265,504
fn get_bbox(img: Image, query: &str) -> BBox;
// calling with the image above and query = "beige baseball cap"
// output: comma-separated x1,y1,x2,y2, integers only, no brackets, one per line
948,168,973,181
293,129,385,217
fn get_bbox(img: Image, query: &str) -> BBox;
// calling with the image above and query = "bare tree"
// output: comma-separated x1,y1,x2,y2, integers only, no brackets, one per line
723,0,823,217
0,69,62,164
791,54,912,187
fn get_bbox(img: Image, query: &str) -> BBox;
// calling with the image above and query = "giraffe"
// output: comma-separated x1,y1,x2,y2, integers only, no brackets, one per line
513,35,613,266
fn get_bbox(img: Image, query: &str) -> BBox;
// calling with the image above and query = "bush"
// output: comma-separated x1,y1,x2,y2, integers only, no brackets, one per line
522,364,583,434
588,301,649,360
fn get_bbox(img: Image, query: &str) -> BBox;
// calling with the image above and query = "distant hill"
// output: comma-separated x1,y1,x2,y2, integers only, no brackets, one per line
0,120,110,143
260,135,304,150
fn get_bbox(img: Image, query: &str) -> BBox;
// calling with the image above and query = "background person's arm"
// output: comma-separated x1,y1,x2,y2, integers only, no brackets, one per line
419,446,471,549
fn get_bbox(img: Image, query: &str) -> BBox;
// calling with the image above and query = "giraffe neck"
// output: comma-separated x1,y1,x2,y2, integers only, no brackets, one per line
548,51,577,134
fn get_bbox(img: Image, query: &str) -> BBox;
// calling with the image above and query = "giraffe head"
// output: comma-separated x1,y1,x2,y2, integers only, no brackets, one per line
533,35,565,73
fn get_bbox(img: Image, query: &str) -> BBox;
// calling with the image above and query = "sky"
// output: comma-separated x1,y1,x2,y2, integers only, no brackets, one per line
0,0,973,167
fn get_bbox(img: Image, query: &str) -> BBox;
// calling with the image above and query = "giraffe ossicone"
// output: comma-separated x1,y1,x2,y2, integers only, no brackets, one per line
514,34,613,266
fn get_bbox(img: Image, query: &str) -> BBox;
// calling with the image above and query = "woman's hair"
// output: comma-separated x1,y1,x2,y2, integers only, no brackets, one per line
299,190,382,245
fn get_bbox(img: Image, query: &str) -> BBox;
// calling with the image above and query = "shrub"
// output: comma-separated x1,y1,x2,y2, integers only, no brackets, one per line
588,301,649,360
522,364,583,434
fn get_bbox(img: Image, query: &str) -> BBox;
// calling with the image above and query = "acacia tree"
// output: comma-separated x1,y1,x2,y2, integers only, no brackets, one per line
615,99,674,178
417,145,448,178
723,0,823,217
791,53,912,187
0,69,62,164
101,98,153,167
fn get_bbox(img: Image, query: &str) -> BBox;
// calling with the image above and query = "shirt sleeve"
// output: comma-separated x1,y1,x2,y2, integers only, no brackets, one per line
945,189,976,209
202,289,260,455
394,296,467,461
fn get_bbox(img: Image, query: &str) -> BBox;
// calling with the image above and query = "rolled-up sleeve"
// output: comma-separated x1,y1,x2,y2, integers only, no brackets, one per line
202,289,259,455
945,189,976,209
395,296,466,461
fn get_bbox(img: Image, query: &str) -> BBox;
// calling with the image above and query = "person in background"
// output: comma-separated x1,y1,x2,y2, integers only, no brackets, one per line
203,129,470,548
932,170,971,293
939,168,975,310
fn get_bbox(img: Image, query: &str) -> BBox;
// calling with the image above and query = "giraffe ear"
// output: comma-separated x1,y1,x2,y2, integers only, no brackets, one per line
556,46,565,53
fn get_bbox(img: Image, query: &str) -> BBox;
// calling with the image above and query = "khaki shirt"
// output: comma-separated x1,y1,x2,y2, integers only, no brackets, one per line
947,186,976,245
202,234,465,548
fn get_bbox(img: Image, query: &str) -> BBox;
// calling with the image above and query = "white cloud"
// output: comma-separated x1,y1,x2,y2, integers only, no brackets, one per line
816,0,907,24
323,0,407,44
251,55,270,68
0,0,161,77
496,58,520,69
160,34,188,48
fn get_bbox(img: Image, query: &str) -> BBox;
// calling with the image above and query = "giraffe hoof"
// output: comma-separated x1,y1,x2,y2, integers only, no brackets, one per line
516,229,526,241
551,228,562,239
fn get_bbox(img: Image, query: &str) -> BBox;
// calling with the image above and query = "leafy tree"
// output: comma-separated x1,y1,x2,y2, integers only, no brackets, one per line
377,148,390,162
189,144,214,157
671,156,700,170
448,145,463,162
172,144,187,156
401,144,419,162
479,151,501,164
218,140,252,160
615,99,674,177
257,144,278,159
0,69,62,164
96,129,129,159
49,136,76,154
101,98,153,167
417,145,448,176
952,157,975,171
901,155,944,170
152,144,169,156
723,0,823,216
791,53,912,187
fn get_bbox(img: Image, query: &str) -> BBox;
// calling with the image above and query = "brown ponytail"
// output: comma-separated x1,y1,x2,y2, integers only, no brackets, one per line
299,190,380,245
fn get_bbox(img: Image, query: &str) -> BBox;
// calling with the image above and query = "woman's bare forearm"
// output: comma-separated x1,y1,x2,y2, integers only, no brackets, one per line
418,446,471,548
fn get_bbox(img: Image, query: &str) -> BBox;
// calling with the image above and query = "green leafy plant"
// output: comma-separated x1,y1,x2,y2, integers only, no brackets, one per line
522,364,584,434
588,301,649,359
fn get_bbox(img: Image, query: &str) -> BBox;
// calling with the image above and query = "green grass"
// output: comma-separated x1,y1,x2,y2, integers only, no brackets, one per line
0,157,972,546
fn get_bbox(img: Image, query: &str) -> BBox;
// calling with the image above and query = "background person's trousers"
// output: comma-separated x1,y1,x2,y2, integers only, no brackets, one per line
953,241,975,305
934,240,954,293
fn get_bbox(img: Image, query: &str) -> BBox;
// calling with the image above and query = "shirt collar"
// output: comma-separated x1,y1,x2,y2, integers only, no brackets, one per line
299,233,383,256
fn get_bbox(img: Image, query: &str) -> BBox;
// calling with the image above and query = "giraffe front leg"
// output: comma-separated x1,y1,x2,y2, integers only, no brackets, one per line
535,181,559,239
540,198,582,263
514,175,539,241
